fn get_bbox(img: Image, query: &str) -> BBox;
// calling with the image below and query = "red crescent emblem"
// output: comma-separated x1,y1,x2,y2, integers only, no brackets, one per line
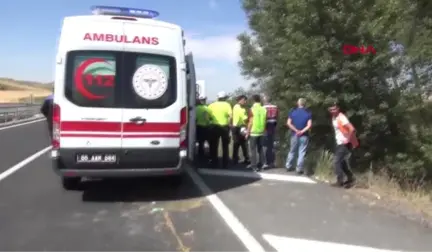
74,58,107,100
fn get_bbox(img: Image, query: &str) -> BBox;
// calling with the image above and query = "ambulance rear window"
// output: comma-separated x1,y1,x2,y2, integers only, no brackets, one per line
121,53,177,109
65,51,119,108
65,51,176,109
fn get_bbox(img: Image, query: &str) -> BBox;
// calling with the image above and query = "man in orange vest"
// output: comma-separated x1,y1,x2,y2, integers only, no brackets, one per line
328,102,359,188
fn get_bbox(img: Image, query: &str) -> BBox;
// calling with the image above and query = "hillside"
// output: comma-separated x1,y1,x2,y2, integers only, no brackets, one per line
0,78,53,103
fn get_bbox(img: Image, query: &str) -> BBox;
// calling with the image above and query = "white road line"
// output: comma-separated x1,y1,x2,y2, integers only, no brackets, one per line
198,168,317,184
186,166,265,252
0,118,45,131
263,234,404,252
0,146,51,182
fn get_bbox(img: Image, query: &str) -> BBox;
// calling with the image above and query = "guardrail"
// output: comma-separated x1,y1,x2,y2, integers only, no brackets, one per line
0,105,42,124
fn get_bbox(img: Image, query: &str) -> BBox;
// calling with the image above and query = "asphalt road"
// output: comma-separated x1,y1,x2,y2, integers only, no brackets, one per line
0,120,431,251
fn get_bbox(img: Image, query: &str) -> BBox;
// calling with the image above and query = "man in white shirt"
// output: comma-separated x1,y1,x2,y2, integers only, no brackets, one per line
328,102,358,188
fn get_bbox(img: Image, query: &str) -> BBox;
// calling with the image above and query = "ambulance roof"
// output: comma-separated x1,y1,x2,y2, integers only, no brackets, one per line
63,15,181,31
63,6,182,31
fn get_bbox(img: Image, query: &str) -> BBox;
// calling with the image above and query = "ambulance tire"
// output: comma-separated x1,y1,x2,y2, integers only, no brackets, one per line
62,177,81,191
166,174,184,187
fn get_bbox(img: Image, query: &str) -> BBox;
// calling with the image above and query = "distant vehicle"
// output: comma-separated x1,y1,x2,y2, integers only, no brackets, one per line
51,6,197,190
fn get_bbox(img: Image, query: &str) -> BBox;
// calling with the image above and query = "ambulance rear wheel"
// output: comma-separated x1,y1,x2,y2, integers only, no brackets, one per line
166,175,184,187
62,177,81,191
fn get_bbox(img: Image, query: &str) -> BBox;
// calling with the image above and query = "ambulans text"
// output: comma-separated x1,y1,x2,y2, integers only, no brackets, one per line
83,33,159,45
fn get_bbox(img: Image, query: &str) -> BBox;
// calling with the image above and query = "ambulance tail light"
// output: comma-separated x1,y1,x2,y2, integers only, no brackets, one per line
180,106,187,149
52,103,61,149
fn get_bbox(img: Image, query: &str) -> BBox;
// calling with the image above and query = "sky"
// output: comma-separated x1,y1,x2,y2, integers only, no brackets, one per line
0,0,251,99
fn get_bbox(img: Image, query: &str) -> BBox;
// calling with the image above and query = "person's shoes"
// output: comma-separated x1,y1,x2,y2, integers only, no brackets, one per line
221,161,229,169
286,168,294,172
330,181,344,188
262,164,269,170
241,160,250,165
248,164,260,172
209,161,218,168
296,170,304,175
343,178,356,188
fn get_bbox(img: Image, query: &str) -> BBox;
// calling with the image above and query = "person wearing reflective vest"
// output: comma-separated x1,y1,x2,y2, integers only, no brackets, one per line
328,102,359,188
245,94,267,171
40,94,54,139
196,95,211,162
207,91,232,168
231,95,250,165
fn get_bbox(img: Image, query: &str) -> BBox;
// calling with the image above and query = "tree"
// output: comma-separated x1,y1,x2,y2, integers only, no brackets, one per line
238,0,432,185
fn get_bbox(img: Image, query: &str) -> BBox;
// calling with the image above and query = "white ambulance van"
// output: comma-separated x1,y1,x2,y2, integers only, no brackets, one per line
52,6,197,190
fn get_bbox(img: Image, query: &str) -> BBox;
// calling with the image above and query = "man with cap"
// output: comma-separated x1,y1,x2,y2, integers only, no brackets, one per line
196,95,211,162
232,94,250,165
207,91,232,168
40,94,54,139
328,101,358,188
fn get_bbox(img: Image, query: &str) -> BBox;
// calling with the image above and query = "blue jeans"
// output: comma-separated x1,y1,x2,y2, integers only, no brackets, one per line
285,135,309,172
264,132,275,165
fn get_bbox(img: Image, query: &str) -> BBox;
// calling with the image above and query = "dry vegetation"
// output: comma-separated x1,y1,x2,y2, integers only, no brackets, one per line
0,78,53,103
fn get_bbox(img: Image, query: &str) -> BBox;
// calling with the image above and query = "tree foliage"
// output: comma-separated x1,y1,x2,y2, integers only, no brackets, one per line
238,0,432,186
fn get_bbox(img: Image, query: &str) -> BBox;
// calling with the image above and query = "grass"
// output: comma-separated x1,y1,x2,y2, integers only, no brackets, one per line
310,148,432,225
0,78,52,103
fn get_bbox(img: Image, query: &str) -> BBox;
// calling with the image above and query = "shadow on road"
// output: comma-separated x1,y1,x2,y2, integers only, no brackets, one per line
80,167,260,203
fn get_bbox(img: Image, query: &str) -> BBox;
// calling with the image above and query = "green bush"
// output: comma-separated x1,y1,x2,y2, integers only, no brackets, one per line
237,0,432,188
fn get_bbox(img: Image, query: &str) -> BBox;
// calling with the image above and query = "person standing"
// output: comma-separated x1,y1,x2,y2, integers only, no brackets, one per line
262,95,279,169
207,91,232,168
40,94,54,139
232,95,250,165
285,98,312,175
245,94,267,172
328,102,358,188
196,95,211,162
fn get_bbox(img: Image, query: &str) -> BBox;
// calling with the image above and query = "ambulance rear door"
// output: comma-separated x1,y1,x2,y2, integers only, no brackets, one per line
186,52,197,161
58,18,124,157
119,22,183,169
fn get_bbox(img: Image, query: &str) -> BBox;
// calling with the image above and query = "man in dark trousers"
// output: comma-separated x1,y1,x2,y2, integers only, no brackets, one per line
262,94,279,169
207,91,232,168
232,95,250,165
328,102,358,188
40,94,53,139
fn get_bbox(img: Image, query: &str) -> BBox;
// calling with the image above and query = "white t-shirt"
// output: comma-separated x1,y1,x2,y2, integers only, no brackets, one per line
332,113,350,145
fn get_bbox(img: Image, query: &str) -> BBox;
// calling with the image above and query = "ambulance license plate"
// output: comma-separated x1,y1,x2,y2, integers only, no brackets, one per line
76,154,117,163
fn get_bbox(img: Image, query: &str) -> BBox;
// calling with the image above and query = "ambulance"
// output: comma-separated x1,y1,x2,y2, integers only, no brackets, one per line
51,6,197,190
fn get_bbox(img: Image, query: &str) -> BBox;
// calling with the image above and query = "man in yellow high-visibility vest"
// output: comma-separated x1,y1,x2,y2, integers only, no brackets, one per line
245,94,267,172
232,95,250,164
196,95,211,162
207,91,232,168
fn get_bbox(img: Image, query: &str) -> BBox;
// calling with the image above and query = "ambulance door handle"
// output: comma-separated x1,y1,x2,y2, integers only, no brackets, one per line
129,117,146,124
